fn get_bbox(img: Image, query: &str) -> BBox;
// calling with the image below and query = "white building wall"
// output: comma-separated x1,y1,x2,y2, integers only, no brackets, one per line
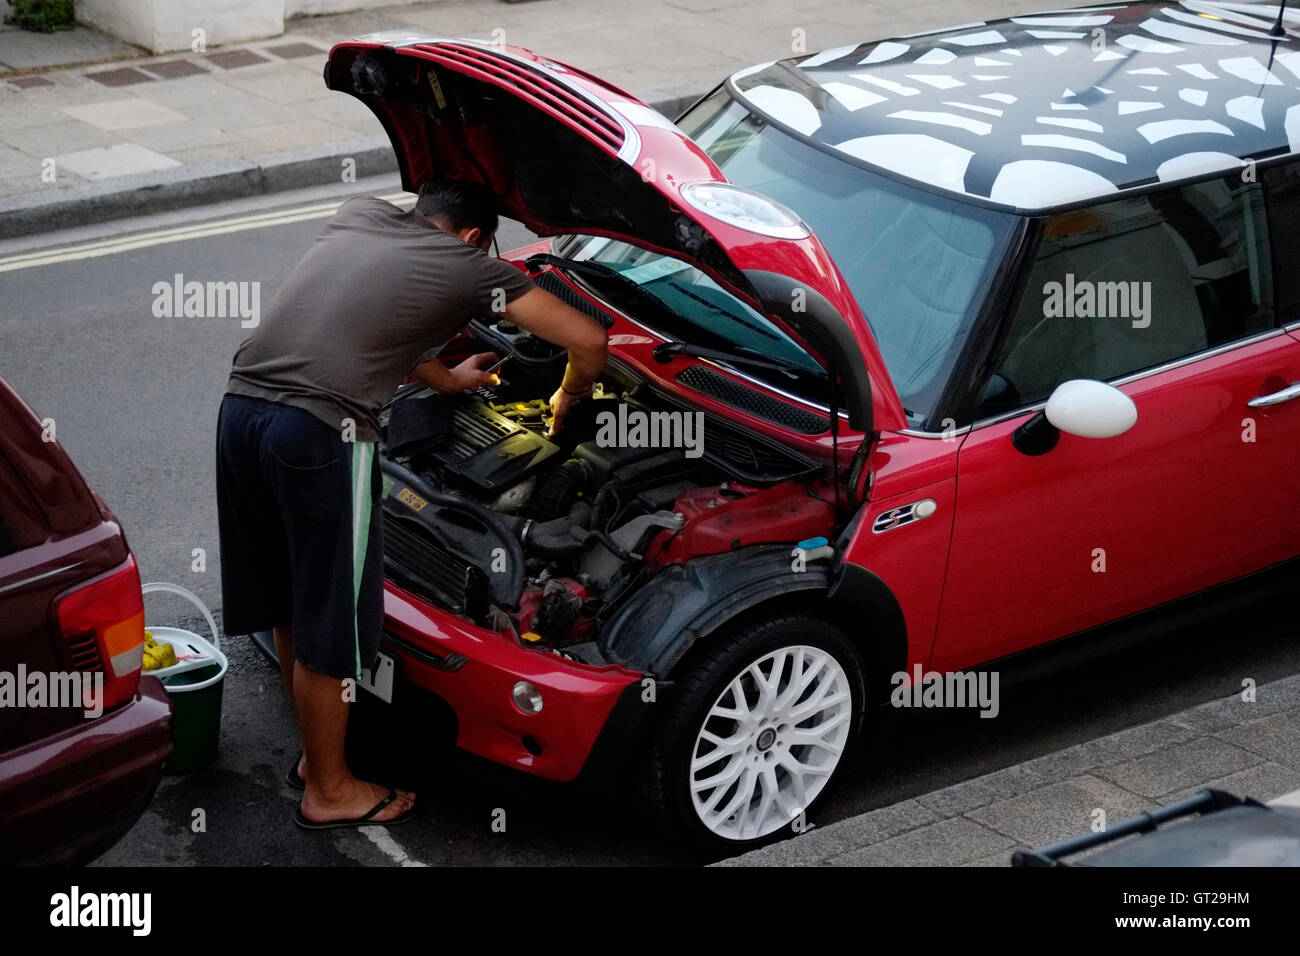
75,0,424,54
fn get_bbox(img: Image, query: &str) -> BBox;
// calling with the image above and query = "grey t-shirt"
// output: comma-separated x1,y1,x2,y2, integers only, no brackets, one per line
226,195,534,441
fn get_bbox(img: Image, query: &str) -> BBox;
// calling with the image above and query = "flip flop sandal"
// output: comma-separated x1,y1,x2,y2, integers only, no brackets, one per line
293,787,416,831
286,751,305,791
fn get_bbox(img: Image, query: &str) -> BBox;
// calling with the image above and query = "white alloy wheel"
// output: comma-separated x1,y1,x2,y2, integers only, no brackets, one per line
688,644,853,841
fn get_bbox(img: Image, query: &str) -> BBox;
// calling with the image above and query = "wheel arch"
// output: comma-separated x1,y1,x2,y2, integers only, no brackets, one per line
599,547,908,703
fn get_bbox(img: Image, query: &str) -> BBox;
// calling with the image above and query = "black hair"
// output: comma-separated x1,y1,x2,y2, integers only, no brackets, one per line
415,178,499,238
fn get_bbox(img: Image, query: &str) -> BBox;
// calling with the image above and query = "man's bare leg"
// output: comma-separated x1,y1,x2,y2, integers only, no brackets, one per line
292,662,415,823
274,626,295,691
273,626,308,784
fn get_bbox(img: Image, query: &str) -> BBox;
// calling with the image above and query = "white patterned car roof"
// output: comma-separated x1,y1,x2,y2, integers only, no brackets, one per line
729,1,1300,211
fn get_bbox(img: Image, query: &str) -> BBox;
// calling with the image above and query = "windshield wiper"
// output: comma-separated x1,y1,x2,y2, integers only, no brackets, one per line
525,253,680,325
652,339,825,382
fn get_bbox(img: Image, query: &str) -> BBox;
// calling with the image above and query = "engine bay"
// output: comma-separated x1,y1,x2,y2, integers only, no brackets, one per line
377,324,831,650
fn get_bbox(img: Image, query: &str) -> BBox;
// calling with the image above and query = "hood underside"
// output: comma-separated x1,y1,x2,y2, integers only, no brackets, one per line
324,37,909,433
325,40,754,295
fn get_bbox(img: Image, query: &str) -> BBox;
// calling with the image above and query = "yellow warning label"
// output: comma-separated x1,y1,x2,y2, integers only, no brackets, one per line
427,70,447,110
396,487,428,512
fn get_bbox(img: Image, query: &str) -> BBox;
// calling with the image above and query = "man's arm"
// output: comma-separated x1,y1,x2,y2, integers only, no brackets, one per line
503,286,609,434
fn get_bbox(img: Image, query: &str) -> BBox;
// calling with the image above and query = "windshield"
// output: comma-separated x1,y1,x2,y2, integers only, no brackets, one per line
556,88,1018,425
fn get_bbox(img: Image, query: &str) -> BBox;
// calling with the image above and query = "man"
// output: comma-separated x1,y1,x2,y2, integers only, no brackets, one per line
217,180,608,829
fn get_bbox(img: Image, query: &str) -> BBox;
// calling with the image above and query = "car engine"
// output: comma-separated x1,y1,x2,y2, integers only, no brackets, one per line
377,356,825,648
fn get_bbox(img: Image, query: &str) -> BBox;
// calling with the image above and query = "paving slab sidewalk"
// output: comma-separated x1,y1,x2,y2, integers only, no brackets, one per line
0,0,1032,238
718,674,1300,866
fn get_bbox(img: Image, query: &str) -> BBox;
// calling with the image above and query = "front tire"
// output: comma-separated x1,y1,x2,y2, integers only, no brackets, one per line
638,613,866,854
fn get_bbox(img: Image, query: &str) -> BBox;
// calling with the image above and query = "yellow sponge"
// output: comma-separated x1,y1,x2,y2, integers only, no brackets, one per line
142,633,178,670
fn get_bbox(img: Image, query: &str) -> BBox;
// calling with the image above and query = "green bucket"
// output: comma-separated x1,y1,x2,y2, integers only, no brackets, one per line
142,583,227,775
160,660,226,774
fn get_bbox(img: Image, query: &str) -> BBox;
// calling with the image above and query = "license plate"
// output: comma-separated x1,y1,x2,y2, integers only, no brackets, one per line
358,652,395,703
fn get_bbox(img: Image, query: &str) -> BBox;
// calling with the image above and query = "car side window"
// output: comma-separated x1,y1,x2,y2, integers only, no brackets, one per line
1263,159,1300,325
978,175,1274,417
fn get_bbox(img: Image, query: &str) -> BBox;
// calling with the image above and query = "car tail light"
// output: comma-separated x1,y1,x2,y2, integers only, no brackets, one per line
53,555,146,713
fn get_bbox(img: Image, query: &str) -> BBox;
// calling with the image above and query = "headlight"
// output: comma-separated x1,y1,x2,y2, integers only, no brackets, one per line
678,182,810,239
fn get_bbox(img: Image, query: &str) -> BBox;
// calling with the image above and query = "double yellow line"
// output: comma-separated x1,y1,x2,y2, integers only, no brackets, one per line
0,190,413,275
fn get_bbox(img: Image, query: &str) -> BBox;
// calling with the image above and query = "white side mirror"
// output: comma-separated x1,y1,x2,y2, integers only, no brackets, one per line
1044,379,1138,439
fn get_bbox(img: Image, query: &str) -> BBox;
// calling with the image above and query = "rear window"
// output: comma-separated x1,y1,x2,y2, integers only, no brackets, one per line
0,449,47,558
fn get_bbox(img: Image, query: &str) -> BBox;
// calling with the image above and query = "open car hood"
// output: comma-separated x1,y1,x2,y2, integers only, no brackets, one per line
325,36,906,432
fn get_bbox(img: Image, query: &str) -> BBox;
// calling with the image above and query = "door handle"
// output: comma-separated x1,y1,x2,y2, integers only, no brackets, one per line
1248,382,1300,407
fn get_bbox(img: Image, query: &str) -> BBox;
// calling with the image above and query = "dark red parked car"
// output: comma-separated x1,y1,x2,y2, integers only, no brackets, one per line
0,375,172,866
323,1,1300,851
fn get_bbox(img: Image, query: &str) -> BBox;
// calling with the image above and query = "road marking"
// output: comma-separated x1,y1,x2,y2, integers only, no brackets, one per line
359,825,428,867
0,191,413,274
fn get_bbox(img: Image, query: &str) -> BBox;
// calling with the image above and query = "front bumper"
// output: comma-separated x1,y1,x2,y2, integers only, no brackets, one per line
382,581,642,781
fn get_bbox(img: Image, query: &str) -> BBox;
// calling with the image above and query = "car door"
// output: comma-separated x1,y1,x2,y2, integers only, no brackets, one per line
931,172,1300,672
1263,159,1300,553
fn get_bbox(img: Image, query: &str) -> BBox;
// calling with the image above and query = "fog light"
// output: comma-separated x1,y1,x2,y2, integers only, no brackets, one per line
512,680,544,715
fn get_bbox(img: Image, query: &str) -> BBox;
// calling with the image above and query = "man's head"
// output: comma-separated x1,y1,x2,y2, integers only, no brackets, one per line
415,179,499,252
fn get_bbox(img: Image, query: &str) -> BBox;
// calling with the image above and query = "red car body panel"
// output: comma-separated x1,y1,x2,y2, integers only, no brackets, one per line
384,582,638,781
650,483,835,568
934,334,1300,671
853,479,959,672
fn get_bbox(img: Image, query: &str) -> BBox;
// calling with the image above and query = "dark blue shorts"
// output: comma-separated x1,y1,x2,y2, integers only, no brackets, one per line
215,393,382,681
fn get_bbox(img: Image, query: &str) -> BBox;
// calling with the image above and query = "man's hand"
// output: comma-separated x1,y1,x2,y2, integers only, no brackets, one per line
451,353,503,391
506,287,608,433
412,352,501,394
548,385,590,436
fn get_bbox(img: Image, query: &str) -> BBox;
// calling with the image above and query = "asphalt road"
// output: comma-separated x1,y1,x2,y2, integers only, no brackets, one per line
2,181,1297,866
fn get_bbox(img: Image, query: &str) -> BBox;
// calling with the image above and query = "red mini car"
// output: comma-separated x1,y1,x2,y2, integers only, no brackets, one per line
0,376,172,865
324,1,1300,850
